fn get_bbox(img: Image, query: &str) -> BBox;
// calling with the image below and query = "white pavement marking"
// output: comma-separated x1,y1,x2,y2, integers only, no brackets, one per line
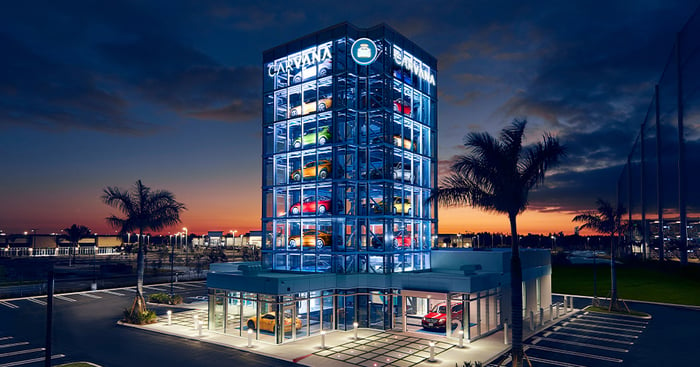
0,301,18,309
170,285,187,290
80,293,102,299
553,331,634,345
25,298,46,306
538,337,629,352
0,347,44,358
569,320,643,332
561,326,639,338
144,286,168,292
100,290,125,296
0,342,29,349
581,314,648,325
54,295,77,302
0,354,65,367
531,337,542,345
527,356,588,367
0,338,11,341
527,344,624,363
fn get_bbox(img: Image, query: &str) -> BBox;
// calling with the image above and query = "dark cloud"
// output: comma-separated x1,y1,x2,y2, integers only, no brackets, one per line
97,37,261,123
0,33,154,134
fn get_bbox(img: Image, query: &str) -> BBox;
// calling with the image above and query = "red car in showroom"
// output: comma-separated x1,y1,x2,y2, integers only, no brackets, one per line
289,195,332,215
421,302,464,330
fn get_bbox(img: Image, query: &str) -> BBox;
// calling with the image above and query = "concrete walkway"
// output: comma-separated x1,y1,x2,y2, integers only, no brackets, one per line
121,305,580,367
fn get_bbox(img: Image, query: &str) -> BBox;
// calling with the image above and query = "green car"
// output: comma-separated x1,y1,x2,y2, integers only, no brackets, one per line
293,126,331,149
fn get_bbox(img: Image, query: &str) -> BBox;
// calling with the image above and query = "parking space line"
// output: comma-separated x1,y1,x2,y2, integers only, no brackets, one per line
553,331,634,345
0,342,29,349
527,356,588,367
0,347,44,358
561,325,639,338
568,320,643,332
0,301,18,309
581,314,648,325
0,354,65,367
144,286,167,292
79,293,102,299
538,337,629,352
0,337,12,341
527,344,624,363
100,290,125,296
170,285,187,289
54,295,77,302
25,298,46,306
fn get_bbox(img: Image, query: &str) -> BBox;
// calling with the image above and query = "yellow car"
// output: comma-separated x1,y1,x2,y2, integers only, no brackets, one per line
290,159,331,181
289,96,333,117
371,197,411,215
288,229,332,249
247,312,302,333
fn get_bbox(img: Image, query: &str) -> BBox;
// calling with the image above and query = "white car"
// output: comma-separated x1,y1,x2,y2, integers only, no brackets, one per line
293,59,332,83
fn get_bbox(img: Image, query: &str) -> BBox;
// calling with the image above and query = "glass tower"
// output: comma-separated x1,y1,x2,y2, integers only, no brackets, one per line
261,23,437,274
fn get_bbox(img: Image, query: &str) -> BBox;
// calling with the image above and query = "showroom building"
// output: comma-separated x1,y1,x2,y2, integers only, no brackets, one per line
206,22,551,344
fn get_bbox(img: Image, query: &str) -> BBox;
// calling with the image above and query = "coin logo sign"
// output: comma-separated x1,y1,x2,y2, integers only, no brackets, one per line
351,38,378,66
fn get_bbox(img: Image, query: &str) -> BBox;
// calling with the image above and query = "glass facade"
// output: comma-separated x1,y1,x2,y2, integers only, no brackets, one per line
262,24,438,274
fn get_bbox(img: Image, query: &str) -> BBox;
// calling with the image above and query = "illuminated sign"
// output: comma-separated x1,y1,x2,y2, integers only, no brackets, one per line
393,47,436,86
351,38,378,65
267,44,332,78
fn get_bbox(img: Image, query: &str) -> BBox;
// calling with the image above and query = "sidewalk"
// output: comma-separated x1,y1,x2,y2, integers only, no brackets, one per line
121,306,580,367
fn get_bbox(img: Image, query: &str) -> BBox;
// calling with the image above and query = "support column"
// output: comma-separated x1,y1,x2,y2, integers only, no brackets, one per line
445,296,451,339
402,295,407,332
464,296,471,341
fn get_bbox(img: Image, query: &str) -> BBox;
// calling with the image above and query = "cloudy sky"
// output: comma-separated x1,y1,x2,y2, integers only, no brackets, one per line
1,0,698,236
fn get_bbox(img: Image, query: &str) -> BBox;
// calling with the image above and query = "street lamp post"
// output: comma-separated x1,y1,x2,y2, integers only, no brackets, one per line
170,233,175,298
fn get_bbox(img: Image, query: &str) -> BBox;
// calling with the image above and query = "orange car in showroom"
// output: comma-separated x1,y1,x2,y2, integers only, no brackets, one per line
246,312,302,333
290,159,332,181
421,302,464,330
288,229,331,249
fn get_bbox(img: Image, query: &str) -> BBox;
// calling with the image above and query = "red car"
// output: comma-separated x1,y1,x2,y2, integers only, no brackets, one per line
393,98,411,114
421,302,463,330
393,230,415,248
289,196,332,215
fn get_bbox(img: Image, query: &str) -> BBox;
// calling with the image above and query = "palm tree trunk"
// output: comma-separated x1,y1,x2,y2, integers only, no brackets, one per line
133,229,146,314
509,213,523,367
609,233,618,308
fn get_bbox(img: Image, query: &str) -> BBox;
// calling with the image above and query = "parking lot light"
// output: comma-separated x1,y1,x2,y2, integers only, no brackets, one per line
428,342,436,361
247,328,254,347
193,314,199,330
353,322,359,340
458,330,464,348
167,310,172,326
197,320,203,337
321,330,326,349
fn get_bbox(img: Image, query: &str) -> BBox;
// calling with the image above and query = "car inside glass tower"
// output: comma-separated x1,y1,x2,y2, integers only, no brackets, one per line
262,31,438,275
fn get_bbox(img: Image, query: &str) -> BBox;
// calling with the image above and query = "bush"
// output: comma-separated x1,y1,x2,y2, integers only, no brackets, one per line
148,292,183,305
123,308,157,324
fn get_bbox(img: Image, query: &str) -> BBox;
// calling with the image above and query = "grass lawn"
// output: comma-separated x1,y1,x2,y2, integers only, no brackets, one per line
552,261,700,306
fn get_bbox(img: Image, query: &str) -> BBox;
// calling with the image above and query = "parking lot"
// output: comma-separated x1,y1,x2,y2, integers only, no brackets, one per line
494,310,649,367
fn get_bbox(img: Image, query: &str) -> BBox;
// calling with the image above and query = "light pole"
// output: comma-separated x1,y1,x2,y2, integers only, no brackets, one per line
170,232,175,298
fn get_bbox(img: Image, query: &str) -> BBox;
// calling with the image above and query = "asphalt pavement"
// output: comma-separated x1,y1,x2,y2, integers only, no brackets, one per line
0,281,297,367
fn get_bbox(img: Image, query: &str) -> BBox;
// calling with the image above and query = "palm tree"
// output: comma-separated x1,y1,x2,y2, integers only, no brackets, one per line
63,224,91,267
432,119,564,367
102,180,186,318
572,199,625,309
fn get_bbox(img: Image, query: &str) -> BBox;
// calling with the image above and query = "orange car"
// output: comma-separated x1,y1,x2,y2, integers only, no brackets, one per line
289,96,332,117
392,134,416,151
288,229,331,249
290,159,331,181
247,312,302,333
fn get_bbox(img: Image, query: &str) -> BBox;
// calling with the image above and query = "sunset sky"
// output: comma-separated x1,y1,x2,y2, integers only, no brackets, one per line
1,0,698,237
